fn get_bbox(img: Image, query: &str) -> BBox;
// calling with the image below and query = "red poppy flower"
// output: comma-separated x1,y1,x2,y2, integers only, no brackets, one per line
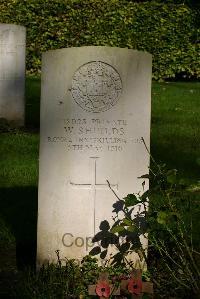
95,281,111,298
127,278,142,295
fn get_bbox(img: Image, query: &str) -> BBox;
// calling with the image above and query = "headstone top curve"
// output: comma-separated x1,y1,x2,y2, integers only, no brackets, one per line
0,23,26,30
42,46,152,58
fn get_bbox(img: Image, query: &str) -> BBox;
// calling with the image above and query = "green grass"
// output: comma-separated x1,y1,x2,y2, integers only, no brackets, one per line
0,77,41,269
0,78,199,269
0,132,39,187
151,82,200,180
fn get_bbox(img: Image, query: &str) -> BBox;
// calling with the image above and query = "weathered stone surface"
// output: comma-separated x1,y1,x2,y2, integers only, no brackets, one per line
0,24,26,126
37,46,152,266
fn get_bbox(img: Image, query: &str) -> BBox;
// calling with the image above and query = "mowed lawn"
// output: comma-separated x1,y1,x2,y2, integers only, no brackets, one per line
152,82,200,180
0,78,199,266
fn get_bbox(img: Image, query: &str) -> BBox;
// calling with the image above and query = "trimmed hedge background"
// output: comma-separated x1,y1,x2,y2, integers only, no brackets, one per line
0,0,199,80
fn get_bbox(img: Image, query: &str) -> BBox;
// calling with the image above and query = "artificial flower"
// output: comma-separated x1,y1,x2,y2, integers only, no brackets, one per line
127,278,142,295
95,281,111,298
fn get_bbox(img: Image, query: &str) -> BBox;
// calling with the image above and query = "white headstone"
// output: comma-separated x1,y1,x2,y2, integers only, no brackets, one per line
0,24,26,126
37,47,152,267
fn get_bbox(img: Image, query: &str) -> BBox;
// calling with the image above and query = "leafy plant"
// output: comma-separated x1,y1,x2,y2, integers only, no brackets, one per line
90,139,200,297
15,252,141,299
15,251,84,299
0,0,199,81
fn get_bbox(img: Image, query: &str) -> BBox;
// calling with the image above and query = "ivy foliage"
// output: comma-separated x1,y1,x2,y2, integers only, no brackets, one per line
0,0,199,80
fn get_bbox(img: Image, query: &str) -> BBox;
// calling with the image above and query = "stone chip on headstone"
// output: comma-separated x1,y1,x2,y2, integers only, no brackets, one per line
0,24,26,126
37,46,152,267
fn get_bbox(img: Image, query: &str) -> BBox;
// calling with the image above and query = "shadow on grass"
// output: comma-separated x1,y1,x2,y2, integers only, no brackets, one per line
0,186,38,269
151,138,200,181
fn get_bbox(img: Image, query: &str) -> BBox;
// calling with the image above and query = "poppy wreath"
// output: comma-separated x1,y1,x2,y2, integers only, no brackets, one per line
95,281,111,298
127,277,143,295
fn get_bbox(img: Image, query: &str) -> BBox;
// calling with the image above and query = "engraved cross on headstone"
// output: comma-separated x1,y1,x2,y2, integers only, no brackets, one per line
70,157,118,235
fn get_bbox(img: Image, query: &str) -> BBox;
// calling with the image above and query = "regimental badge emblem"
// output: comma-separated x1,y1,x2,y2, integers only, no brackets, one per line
71,61,122,113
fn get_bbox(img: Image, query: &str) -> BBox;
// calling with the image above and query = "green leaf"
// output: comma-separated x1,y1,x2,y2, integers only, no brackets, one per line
124,194,138,207
167,169,177,184
111,225,125,234
167,174,177,184
157,211,168,225
126,226,136,232
140,190,150,202
122,218,132,226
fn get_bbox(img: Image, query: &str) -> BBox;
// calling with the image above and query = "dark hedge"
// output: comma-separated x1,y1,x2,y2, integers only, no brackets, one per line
0,0,199,80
